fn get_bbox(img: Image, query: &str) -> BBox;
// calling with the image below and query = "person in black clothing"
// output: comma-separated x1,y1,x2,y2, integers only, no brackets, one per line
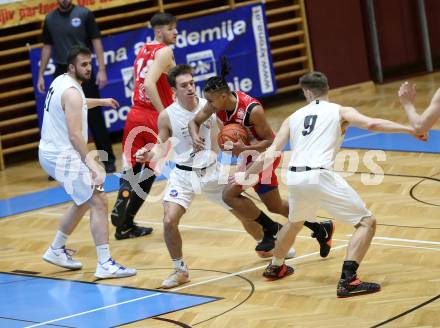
37,0,116,173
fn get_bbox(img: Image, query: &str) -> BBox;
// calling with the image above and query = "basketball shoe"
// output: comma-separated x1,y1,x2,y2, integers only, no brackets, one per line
43,246,82,270
95,258,137,279
161,270,190,289
311,220,335,258
337,275,381,297
263,263,294,280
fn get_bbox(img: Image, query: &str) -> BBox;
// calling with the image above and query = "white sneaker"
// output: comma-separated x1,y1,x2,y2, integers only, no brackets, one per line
94,258,137,279
161,270,190,289
42,246,83,270
256,247,296,259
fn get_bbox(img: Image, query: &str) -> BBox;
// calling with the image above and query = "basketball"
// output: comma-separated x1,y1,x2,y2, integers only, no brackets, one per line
217,123,249,153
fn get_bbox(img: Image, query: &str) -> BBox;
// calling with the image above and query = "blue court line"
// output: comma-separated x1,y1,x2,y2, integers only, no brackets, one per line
0,272,219,328
0,128,438,219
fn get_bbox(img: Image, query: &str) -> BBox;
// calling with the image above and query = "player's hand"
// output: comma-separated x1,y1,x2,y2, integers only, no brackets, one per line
101,98,119,109
96,69,108,89
398,82,416,105
410,129,428,142
86,160,106,186
135,147,152,163
192,135,205,152
231,132,247,155
37,76,45,94
228,171,258,188
228,174,241,186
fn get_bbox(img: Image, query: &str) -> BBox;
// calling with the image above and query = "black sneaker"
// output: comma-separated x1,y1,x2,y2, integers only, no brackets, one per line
255,223,282,258
337,275,380,298
311,220,335,258
111,188,131,227
115,224,153,240
263,263,294,280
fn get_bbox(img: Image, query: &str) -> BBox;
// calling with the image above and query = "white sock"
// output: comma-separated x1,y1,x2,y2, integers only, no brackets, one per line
271,257,284,266
51,231,69,249
96,244,111,264
172,258,187,272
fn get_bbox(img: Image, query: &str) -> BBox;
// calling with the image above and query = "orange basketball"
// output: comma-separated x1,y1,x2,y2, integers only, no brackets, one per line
217,123,249,153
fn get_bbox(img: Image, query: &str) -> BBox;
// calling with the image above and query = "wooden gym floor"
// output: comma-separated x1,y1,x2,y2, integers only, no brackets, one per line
0,73,439,327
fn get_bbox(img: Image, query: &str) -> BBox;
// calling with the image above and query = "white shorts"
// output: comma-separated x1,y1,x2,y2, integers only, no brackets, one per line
163,163,231,210
287,169,371,225
39,148,96,205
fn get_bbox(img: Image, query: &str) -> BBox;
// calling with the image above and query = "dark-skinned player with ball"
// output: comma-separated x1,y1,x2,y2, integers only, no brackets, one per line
189,59,335,263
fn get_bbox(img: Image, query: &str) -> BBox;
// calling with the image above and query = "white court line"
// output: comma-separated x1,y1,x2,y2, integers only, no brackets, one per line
12,212,440,248
346,234,440,246
373,236,440,245
24,244,348,328
371,242,440,252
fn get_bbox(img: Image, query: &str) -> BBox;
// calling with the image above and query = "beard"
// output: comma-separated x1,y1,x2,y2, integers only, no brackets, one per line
74,70,91,82
58,0,73,11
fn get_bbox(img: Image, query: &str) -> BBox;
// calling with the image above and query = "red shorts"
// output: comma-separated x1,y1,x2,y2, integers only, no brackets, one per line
122,106,159,167
253,156,280,194
237,155,280,194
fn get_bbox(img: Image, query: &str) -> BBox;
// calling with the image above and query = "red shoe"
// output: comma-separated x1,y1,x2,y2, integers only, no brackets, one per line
263,263,294,280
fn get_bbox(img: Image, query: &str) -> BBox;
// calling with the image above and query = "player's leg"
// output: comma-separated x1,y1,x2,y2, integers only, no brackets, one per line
222,184,282,256
111,113,137,227
263,220,303,280
257,167,335,258
319,170,380,297
42,203,88,270
112,112,155,238
160,169,194,288
88,188,137,279
263,170,321,280
204,171,296,259
114,163,155,240
40,151,89,270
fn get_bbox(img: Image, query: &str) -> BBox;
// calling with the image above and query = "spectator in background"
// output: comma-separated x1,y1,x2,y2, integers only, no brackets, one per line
37,0,116,174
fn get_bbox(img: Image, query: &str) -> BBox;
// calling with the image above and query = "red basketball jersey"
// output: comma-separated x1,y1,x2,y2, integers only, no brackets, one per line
216,91,272,144
132,43,174,111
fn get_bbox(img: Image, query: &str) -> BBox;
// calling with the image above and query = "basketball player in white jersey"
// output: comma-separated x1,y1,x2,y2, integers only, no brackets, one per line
39,46,136,279
236,71,423,297
135,65,295,288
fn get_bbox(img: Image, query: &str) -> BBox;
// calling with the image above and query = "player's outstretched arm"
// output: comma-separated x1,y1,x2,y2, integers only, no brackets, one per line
340,106,418,135
86,98,119,109
399,82,440,134
144,46,174,112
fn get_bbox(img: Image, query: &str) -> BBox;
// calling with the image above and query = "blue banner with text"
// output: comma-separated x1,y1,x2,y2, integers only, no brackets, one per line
30,4,276,132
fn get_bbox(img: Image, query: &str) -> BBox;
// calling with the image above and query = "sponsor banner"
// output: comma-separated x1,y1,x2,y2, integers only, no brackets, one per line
0,0,146,29
30,4,277,133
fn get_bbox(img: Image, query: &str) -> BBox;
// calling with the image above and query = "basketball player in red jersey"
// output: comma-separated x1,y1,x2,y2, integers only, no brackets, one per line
111,13,177,240
189,59,335,257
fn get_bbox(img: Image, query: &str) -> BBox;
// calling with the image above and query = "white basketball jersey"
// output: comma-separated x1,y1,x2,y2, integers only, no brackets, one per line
39,74,88,152
166,97,216,168
288,100,343,168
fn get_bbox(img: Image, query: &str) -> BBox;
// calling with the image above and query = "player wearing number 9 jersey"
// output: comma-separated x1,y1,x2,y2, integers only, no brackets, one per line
244,71,422,295
110,13,177,240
